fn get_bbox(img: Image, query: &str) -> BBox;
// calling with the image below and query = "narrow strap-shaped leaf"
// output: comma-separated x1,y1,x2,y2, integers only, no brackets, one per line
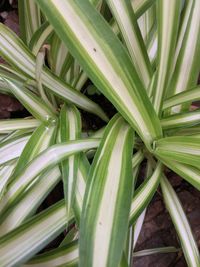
131,0,156,18
0,153,90,234
24,240,127,267
18,0,41,44
158,158,200,191
0,134,30,165
0,68,25,95
0,200,72,267
50,33,71,77
166,0,200,113
29,22,53,56
166,0,195,105
0,23,108,121
59,104,81,219
133,246,179,257
3,78,57,122
107,0,153,88
0,135,7,141
173,126,200,136
124,226,134,266
0,166,61,236
154,136,200,169
0,128,34,142
133,209,146,249
0,160,17,199
0,159,160,267
160,176,200,267
0,66,37,95
72,70,88,91
73,151,143,226
0,83,11,95
0,64,29,83
13,122,57,176
0,118,40,133
147,29,157,66
24,243,178,266
132,150,144,169
24,240,79,267
163,86,200,110
80,115,134,267
0,139,100,214
124,151,145,265
129,162,162,225
59,227,78,247
132,159,152,249
138,3,156,45
36,0,162,148
73,154,90,225
173,0,194,67
161,110,200,130
88,126,105,139
23,242,178,266
60,55,75,84
152,0,182,115
35,48,57,111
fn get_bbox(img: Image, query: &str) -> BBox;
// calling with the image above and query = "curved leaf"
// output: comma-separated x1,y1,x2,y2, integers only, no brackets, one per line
35,0,162,148
80,115,134,267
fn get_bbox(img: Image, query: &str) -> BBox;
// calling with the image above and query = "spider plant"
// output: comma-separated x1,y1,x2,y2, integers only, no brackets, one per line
0,0,199,266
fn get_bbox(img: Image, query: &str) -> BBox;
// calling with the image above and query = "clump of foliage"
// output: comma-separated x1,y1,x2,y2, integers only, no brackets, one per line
0,0,199,266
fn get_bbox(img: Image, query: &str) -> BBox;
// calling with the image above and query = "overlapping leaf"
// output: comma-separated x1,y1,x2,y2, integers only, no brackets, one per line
36,0,162,148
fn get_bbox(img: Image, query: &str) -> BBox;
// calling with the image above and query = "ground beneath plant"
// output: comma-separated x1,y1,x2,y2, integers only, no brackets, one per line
0,2,200,266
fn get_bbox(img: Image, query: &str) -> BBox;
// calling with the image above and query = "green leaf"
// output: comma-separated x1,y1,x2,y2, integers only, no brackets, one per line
35,48,58,111
161,176,200,267
152,0,182,115
137,3,156,45
23,242,178,266
173,0,193,67
2,78,57,122
24,240,129,267
133,209,146,249
154,136,200,169
50,33,72,79
0,133,30,165
0,118,40,133
0,23,108,121
18,0,41,44
29,21,53,56
174,126,200,136
161,110,200,130
0,200,72,267
129,162,162,225
80,115,134,267
0,160,17,200
163,86,200,110
0,166,61,236
132,160,152,249
131,0,156,19
24,240,78,267
59,104,81,220
166,0,200,113
157,158,200,191
0,153,90,235
35,0,162,148
107,0,153,88
73,154,90,225
13,122,57,176
0,64,29,82
0,139,100,215
133,246,179,257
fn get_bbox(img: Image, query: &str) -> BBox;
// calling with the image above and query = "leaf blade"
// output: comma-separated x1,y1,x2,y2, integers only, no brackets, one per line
80,115,134,267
